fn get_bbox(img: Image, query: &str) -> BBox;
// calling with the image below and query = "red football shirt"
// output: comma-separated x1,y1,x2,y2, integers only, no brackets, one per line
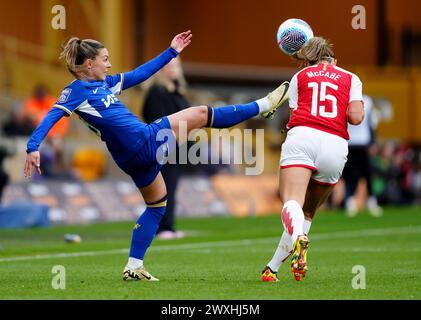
287,63,363,140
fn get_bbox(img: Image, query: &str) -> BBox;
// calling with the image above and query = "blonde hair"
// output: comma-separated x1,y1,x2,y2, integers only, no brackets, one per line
59,37,105,77
148,57,187,95
294,37,335,68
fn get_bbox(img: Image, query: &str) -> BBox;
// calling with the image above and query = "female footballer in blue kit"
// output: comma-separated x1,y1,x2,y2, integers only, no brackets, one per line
24,30,289,281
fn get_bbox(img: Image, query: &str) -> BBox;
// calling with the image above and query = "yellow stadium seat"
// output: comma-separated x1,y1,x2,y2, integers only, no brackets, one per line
72,148,107,181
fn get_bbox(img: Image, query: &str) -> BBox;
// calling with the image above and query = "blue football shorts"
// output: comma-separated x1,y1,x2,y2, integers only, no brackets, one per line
116,116,176,188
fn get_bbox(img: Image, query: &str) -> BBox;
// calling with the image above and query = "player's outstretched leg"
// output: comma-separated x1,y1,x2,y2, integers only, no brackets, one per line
204,80,290,127
167,81,289,143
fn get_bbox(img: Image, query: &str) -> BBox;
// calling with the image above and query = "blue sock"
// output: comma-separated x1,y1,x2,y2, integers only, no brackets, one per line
206,102,259,128
129,196,167,260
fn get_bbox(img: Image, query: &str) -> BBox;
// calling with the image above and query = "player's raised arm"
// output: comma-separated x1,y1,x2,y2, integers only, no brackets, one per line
121,31,192,91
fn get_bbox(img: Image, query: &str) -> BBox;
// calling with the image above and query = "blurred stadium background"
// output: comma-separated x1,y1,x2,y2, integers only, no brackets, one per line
0,0,420,226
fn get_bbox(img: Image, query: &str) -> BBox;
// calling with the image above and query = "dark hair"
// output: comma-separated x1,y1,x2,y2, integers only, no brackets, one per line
294,37,335,68
59,37,105,77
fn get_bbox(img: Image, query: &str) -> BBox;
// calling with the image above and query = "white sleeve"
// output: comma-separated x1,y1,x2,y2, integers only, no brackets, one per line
289,74,298,109
349,74,363,102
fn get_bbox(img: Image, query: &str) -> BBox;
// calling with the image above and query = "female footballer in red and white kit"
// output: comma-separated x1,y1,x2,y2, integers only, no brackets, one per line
262,37,365,282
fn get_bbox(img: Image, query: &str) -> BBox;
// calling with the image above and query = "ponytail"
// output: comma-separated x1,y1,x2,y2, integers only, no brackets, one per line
294,37,335,68
59,37,105,77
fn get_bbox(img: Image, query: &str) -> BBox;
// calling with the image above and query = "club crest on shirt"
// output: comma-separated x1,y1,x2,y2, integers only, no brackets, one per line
58,88,72,103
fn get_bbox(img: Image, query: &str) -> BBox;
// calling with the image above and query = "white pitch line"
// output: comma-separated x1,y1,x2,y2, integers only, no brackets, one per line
0,248,129,262
187,247,421,254
0,225,420,263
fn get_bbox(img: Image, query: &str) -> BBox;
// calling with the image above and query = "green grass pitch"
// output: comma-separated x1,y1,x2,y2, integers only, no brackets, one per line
0,207,420,299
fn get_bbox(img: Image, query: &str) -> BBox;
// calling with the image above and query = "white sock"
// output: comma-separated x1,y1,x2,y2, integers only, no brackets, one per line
267,218,312,272
303,219,312,235
255,97,270,113
267,230,292,272
282,200,305,244
128,257,143,269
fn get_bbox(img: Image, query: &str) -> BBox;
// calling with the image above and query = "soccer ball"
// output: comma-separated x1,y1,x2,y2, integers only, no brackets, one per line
276,18,314,56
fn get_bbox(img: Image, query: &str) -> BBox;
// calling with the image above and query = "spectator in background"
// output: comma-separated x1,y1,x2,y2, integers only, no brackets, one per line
21,84,69,177
372,141,415,205
2,106,35,136
142,57,188,240
411,147,421,205
342,95,382,217
0,146,9,203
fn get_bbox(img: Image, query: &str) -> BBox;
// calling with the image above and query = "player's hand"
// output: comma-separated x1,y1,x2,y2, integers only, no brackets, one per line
170,30,192,53
24,151,41,178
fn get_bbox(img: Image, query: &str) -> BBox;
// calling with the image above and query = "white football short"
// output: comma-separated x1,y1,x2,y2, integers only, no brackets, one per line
280,126,348,185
